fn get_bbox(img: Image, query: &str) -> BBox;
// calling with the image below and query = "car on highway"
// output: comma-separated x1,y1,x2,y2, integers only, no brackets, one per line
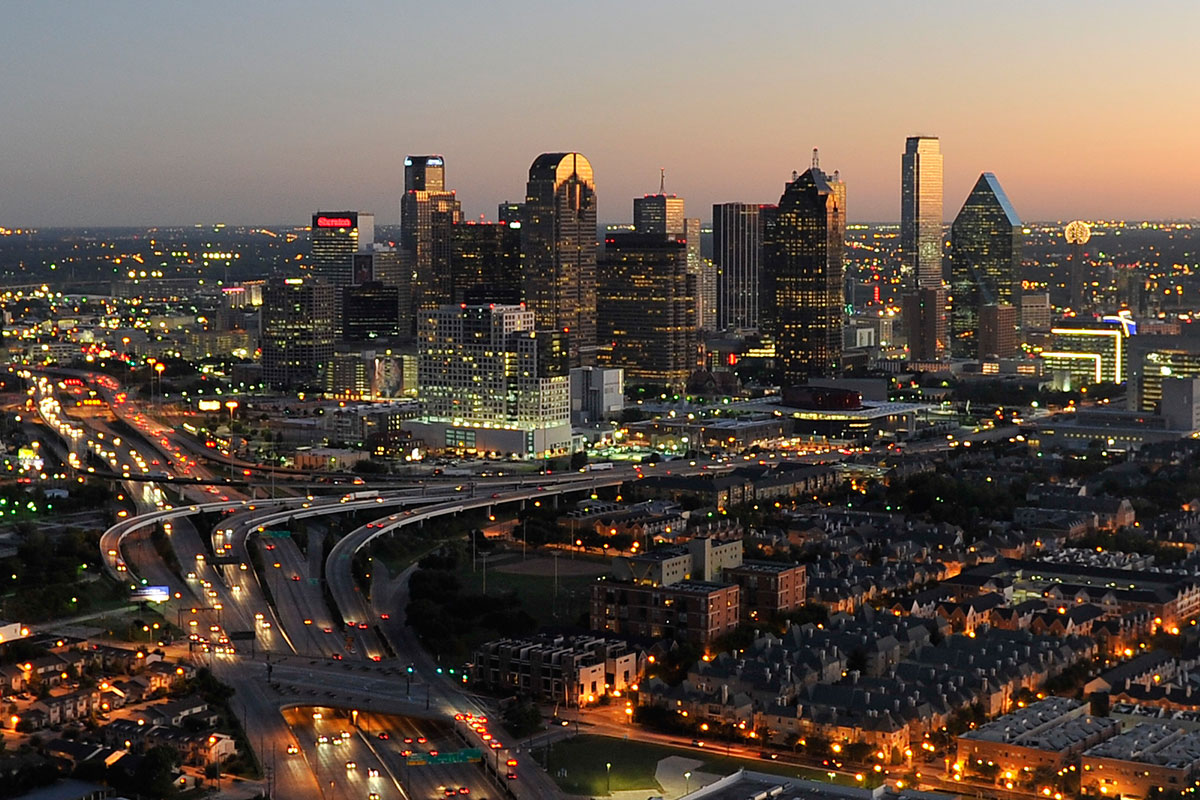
377,732,389,740
345,761,356,770
368,794,381,800
286,744,299,754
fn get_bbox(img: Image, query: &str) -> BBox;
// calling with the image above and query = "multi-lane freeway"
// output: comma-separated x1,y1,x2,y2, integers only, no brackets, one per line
21,366,963,800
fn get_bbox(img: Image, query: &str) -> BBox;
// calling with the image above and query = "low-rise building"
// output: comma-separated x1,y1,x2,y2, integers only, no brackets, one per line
591,580,740,644
956,697,1118,782
471,635,640,706
723,561,807,621
1081,723,1200,798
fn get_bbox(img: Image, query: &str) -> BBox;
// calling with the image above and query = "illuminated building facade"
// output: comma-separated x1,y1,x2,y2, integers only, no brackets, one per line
597,233,700,390
763,166,846,385
310,211,373,288
949,174,1022,359
684,217,716,331
1040,318,1134,385
261,278,337,390
450,221,523,305
521,152,597,367
412,304,571,457
901,136,946,362
401,155,461,316
901,136,944,289
1128,337,1200,412
713,202,766,331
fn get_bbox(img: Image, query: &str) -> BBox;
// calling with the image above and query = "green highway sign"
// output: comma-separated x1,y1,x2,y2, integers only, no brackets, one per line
263,530,291,538
404,748,483,766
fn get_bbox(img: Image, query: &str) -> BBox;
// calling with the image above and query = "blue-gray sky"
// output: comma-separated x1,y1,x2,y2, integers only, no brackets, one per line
2,1,1198,226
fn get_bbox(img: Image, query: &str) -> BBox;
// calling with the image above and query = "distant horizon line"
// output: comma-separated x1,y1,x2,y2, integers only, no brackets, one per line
6,217,1200,231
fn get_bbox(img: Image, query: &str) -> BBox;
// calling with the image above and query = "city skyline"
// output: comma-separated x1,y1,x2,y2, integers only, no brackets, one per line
2,2,1198,227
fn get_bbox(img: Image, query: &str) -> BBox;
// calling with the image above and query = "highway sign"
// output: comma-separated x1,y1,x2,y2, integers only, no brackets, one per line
404,748,482,766
227,630,256,642
263,530,291,538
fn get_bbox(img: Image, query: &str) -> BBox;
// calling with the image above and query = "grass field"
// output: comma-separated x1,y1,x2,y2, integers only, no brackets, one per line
533,734,883,796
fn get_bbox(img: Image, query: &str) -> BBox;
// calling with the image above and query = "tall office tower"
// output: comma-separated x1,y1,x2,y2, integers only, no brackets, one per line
342,282,402,341
310,212,373,288
901,136,944,288
352,246,409,341
713,203,766,331
450,221,523,305
900,136,946,362
414,304,571,458
261,278,337,390
521,152,597,366
401,155,462,316
685,217,716,330
763,163,846,385
597,233,700,390
634,192,685,235
948,173,1022,359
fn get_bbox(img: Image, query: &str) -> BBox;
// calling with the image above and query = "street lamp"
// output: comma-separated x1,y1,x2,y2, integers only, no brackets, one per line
684,770,692,794
606,762,612,794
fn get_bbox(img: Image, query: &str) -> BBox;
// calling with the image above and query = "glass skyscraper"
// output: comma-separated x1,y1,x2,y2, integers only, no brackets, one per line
521,152,597,367
713,202,766,331
901,136,943,288
949,173,1022,359
901,136,947,361
763,167,846,385
401,155,461,318
598,232,699,390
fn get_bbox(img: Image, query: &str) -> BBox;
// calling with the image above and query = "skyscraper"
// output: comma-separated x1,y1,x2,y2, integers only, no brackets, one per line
684,217,716,331
598,233,700,390
309,212,373,288
713,203,766,331
763,164,846,385
901,136,944,288
521,152,597,366
633,193,685,235
900,136,947,362
401,155,461,318
450,221,522,305
342,282,402,341
949,173,1023,359
261,277,337,390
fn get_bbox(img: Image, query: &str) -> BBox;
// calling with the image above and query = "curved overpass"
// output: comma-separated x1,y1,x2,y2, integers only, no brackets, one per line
324,475,623,629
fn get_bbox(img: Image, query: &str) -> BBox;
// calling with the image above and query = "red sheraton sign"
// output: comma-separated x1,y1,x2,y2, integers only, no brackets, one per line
316,216,353,228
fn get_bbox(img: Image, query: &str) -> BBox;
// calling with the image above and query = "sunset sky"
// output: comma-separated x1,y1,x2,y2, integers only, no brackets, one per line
2,1,1197,227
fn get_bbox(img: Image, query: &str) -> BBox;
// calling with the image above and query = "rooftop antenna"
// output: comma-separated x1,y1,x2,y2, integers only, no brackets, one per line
812,148,820,170
659,167,666,195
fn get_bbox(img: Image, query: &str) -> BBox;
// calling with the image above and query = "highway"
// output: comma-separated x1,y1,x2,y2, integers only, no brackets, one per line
25,367,930,800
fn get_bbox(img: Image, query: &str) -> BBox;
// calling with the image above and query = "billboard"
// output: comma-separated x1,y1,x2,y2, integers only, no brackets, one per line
132,586,170,603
